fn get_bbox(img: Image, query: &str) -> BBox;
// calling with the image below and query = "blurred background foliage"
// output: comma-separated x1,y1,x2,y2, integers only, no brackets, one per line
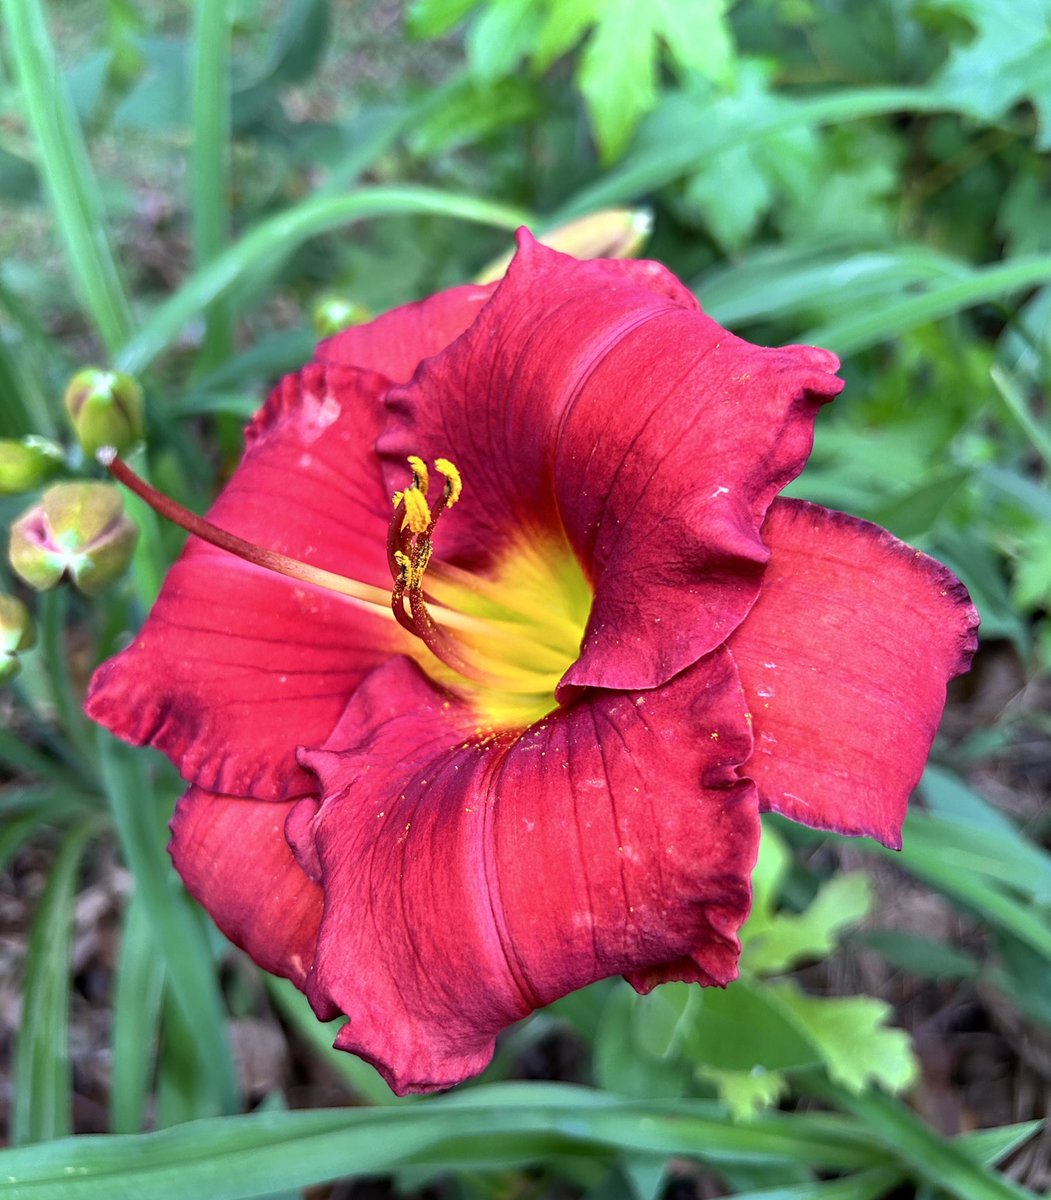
0,0,1049,1196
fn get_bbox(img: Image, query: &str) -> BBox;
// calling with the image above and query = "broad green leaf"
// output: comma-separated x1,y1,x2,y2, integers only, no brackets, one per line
595,983,689,1097
534,0,597,68
743,873,872,975
467,0,540,82
408,0,484,38
682,980,819,1075
698,1066,789,1119
930,0,1051,147
765,983,917,1095
555,85,947,220
577,0,659,163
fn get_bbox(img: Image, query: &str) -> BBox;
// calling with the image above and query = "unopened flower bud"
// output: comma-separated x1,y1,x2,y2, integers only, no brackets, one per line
312,296,372,337
9,482,138,596
475,208,654,284
0,436,64,495
64,368,144,458
0,594,36,683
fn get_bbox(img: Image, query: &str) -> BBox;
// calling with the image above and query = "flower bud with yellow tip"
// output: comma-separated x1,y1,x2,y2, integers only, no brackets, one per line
8,482,138,596
475,208,653,284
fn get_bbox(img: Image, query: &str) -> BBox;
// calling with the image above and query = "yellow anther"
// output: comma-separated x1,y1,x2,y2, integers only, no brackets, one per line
407,455,430,496
393,549,414,586
391,489,404,509
402,486,432,534
434,458,462,506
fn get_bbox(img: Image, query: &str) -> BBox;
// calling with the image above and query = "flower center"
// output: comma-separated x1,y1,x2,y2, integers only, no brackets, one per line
102,450,592,729
387,456,592,728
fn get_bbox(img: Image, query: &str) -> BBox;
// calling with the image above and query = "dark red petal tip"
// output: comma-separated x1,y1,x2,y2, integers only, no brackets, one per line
730,498,980,849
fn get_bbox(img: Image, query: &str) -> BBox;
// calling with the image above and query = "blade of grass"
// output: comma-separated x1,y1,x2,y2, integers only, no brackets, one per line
803,254,1051,356
887,815,1051,960
98,733,238,1116
711,1169,903,1199
110,892,166,1133
114,186,534,377
990,363,1051,468
2,0,135,353
11,814,106,1145
190,0,233,369
0,1087,890,1199
800,1078,1036,1200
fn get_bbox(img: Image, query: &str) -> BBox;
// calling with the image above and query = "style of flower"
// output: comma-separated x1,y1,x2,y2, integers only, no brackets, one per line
87,233,979,1095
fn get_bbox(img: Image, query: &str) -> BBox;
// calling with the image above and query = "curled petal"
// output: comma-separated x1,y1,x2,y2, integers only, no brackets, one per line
170,787,326,993
88,364,406,799
379,231,842,695
315,283,494,382
729,498,980,849
293,653,759,1095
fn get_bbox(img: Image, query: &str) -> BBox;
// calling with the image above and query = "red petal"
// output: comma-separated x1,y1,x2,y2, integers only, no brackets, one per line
292,653,759,1094
314,283,494,382
729,499,979,849
379,231,842,694
169,787,324,991
87,363,409,800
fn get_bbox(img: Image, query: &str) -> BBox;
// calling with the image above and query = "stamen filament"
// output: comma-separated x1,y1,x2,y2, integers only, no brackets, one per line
102,450,395,622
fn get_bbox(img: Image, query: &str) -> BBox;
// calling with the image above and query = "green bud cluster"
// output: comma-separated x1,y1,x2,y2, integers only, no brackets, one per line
64,367,144,458
0,437,64,495
0,594,36,684
8,482,138,596
312,296,372,338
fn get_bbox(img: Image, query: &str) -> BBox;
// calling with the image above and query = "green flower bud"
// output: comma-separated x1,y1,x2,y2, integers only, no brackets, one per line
64,368,145,458
0,593,36,683
0,436,65,495
9,482,138,596
312,296,372,338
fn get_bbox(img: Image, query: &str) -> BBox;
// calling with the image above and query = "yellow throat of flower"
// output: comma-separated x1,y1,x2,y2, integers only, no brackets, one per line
388,456,592,729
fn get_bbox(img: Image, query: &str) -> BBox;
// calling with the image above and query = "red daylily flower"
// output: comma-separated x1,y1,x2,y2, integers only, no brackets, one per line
87,233,979,1094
